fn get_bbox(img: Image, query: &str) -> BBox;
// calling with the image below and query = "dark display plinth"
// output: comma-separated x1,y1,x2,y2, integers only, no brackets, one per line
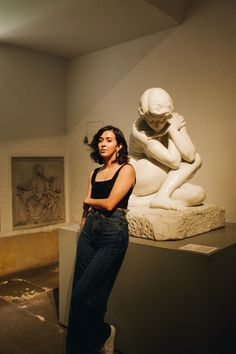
106,224,236,354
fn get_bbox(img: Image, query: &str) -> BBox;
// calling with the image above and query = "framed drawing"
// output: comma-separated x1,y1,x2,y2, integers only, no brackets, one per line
12,157,65,229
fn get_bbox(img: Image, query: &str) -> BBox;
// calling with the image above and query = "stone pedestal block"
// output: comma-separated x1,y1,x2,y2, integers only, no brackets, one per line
127,204,225,240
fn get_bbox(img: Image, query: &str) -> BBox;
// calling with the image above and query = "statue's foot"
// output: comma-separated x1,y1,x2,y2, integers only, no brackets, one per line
128,194,151,207
150,196,188,211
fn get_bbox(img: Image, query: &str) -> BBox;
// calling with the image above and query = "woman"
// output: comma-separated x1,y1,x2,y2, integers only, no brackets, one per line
66,125,136,354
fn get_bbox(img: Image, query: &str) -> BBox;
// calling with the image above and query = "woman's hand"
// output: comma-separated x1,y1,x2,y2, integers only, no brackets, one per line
83,199,90,209
80,200,91,230
80,217,86,230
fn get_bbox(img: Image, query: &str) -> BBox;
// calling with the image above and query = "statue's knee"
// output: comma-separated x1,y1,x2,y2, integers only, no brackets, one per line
190,185,206,204
198,186,206,202
134,183,153,196
195,153,202,169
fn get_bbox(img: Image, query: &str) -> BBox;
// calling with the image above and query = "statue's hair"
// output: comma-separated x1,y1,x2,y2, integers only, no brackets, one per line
138,88,174,117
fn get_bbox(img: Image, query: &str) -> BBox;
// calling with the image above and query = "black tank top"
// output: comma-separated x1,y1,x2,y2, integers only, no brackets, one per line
91,164,134,209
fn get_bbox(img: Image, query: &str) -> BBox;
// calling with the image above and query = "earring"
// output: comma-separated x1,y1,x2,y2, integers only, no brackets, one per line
116,150,120,158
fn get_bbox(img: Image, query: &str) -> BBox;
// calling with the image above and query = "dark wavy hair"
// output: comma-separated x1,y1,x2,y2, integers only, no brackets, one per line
90,125,129,165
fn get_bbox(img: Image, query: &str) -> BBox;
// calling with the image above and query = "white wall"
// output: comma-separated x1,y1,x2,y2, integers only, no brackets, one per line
0,45,68,236
67,0,236,222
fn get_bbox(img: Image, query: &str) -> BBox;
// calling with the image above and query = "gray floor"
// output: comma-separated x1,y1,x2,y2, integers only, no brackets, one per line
0,264,123,354
0,263,66,354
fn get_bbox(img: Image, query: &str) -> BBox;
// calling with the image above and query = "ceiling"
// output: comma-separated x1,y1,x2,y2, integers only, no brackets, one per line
0,0,192,59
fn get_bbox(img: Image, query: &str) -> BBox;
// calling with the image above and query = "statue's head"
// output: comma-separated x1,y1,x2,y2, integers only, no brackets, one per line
139,88,173,117
138,88,174,132
33,164,44,177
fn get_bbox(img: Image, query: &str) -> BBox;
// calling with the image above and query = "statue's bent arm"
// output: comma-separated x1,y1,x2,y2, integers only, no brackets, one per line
132,123,181,169
144,139,181,169
168,126,196,163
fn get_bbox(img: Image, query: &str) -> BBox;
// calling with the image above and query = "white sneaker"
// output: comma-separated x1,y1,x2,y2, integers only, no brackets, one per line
101,324,116,354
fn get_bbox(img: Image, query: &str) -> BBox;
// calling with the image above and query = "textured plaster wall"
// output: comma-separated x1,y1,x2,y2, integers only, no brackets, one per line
67,0,236,222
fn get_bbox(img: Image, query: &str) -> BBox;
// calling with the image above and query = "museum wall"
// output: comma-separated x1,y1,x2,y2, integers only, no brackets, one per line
0,44,67,141
67,0,236,223
0,46,68,237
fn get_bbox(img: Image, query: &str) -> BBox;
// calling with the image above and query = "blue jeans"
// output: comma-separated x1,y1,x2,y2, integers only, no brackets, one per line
66,208,129,354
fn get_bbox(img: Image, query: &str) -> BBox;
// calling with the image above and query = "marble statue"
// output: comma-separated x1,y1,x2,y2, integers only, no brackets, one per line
129,88,206,211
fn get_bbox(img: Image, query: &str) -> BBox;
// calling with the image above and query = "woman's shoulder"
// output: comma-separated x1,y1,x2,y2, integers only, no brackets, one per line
123,162,135,170
116,163,135,177
114,163,135,187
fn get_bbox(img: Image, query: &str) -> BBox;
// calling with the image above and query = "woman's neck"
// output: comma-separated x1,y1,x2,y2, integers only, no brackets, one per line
103,158,118,169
